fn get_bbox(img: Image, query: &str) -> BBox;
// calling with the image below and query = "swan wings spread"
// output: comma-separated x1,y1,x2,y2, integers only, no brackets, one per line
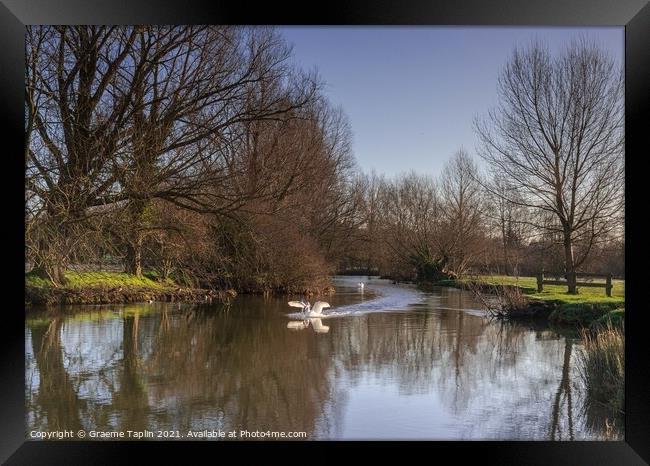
288,300,329,316
288,301,308,309
311,301,330,315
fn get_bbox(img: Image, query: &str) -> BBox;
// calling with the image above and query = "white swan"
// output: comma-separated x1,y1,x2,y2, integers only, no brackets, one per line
288,300,330,317
358,282,365,291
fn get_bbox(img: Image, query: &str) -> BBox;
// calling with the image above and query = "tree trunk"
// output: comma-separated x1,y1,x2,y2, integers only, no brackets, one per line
162,259,172,280
125,200,148,278
32,263,67,287
51,262,67,287
563,229,577,294
125,235,143,278
32,233,69,286
502,236,510,276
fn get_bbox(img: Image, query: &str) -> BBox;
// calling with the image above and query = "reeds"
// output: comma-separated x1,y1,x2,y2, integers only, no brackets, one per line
578,321,625,414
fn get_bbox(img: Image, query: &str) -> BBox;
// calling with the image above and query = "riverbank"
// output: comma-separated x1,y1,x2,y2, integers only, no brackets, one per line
25,271,236,306
25,271,335,306
423,275,625,327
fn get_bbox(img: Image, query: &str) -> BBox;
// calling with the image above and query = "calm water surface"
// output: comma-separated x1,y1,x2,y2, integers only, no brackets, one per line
25,276,617,440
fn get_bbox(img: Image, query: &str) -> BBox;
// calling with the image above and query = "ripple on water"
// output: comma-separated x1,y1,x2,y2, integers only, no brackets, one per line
287,280,426,320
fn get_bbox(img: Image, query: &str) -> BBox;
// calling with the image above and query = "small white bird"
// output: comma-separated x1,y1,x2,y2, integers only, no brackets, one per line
358,282,365,291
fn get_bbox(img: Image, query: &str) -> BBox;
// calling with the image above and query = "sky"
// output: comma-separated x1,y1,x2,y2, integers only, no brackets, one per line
278,27,624,178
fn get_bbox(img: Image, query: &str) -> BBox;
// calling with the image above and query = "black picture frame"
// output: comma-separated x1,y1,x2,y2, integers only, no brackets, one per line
1,0,648,463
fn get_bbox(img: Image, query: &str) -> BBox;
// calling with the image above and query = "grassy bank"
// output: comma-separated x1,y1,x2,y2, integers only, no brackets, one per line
472,275,624,305
26,271,175,289
25,270,335,306
25,271,235,306
430,274,625,326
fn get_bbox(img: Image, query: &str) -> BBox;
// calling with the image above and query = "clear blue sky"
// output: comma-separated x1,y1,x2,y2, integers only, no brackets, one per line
278,27,624,177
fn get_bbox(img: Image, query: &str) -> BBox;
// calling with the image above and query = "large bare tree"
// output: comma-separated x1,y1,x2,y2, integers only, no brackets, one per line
26,26,141,283
25,26,320,281
475,39,624,293
111,26,318,276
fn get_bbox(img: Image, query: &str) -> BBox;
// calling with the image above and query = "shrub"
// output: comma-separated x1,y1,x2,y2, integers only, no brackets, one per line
467,280,530,318
549,303,619,326
592,308,625,329
413,256,457,283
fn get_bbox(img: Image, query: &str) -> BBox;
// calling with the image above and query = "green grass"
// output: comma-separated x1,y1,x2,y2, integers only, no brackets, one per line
592,308,625,329
24,273,51,288
549,302,621,326
470,274,624,305
26,271,175,290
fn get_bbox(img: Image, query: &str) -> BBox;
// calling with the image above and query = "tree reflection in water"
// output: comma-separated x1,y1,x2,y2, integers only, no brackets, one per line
25,283,622,440
28,318,85,432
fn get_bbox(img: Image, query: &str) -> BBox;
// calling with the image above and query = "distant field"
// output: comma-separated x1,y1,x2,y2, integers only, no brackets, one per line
471,275,625,305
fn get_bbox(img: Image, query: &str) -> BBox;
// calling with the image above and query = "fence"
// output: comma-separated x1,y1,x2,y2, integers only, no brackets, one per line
535,271,613,297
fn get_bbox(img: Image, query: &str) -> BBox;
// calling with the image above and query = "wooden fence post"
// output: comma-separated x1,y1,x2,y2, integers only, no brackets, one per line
606,273,612,297
536,271,544,293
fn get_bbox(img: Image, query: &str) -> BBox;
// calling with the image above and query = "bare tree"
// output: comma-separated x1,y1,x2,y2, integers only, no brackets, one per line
112,26,318,276
432,149,484,275
26,26,141,283
475,39,624,293
25,26,321,280
352,170,388,273
439,149,485,276
379,172,448,280
484,174,531,275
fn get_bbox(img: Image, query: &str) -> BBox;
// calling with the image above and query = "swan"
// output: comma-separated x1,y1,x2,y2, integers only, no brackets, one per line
357,282,365,291
288,300,330,317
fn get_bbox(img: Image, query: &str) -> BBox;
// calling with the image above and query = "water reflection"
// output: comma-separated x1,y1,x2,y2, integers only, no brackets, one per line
25,277,620,440
287,318,330,333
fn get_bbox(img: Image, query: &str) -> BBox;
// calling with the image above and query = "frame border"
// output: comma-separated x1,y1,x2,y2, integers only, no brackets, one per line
2,0,648,463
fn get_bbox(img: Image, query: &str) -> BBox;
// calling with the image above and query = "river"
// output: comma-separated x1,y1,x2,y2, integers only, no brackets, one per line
25,276,619,440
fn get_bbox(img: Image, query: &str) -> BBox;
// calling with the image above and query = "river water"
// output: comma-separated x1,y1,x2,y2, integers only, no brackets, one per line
25,276,618,440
